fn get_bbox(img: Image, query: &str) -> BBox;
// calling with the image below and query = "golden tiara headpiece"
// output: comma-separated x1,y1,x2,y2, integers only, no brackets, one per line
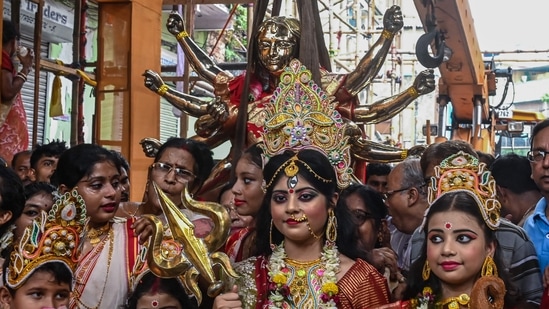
426,151,501,230
5,188,87,289
260,59,352,188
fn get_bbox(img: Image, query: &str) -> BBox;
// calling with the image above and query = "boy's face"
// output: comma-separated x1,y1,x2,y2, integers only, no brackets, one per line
0,271,70,309
31,156,59,183
14,191,54,240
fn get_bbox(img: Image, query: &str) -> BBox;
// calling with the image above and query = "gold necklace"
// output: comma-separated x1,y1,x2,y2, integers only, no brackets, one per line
285,258,322,304
87,223,111,245
435,293,470,309
75,228,115,309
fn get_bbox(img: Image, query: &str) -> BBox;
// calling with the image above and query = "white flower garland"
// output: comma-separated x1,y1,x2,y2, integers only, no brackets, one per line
267,241,340,309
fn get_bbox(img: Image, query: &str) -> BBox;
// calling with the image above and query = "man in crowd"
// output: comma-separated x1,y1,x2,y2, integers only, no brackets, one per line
30,140,68,183
491,154,541,226
385,158,428,272
524,119,549,286
365,163,391,193
11,150,32,186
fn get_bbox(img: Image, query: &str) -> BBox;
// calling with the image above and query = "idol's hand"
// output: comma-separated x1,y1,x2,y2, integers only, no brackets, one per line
140,137,162,158
413,69,436,95
166,12,185,36
143,70,165,93
383,5,404,34
207,97,229,123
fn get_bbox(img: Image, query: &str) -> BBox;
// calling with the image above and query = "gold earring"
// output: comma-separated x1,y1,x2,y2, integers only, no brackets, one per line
481,255,498,277
326,208,337,243
422,260,430,281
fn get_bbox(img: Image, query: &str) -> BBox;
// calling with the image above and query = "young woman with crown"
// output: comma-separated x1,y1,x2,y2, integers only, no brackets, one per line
393,152,527,309
51,144,152,309
211,59,391,308
0,184,87,309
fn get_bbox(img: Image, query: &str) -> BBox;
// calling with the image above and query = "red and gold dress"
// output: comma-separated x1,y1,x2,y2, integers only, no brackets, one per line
235,256,390,309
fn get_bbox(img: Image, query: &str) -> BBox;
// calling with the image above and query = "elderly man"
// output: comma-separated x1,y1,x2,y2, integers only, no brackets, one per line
385,158,428,271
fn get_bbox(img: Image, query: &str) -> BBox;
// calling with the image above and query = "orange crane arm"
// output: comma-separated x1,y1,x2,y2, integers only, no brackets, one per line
413,0,490,122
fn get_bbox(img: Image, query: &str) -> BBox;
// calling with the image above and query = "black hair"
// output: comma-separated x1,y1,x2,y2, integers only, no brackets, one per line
51,143,121,189
491,154,539,194
154,138,214,192
338,183,387,232
475,150,496,169
2,20,19,45
530,118,549,149
365,163,392,179
420,141,477,176
254,149,365,261
0,166,25,248
126,272,198,309
217,182,234,203
404,192,519,307
24,182,56,200
11,150,32,169
30,140,68,169
110,150,130,174
2,255,73,295
241,143,264,169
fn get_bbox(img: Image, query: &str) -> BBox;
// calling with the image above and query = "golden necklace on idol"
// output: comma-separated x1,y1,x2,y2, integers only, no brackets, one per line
267,164,340,309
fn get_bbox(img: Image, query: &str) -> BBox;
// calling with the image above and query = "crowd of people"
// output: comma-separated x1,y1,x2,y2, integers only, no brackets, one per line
0,58,548,309
1,3,549,308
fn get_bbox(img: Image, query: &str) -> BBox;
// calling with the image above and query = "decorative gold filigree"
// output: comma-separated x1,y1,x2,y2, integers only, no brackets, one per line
139,182,238,304
6,188,87,289
427,151,501,229
260,59,352,188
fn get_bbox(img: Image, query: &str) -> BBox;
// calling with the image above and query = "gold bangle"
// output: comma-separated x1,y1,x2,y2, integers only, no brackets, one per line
400,149,408,160
381,29,394,40
157,84,169,96
407,87,419,98
176,31,189,40
15,72,27,82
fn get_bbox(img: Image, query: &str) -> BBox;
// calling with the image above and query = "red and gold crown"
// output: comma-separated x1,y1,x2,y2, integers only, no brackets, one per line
5,188,87,289
260,58,352,188
426,151,501,229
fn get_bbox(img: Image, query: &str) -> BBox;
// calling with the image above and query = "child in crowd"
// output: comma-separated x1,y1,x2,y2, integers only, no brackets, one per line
30,140,68,183
0,186,87,309
13,182,55,240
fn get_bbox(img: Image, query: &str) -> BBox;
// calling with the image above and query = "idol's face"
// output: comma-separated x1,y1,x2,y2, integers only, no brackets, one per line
257,22,298,74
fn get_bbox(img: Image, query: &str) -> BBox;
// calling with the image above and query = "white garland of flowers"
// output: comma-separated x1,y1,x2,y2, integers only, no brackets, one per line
267,241,340,309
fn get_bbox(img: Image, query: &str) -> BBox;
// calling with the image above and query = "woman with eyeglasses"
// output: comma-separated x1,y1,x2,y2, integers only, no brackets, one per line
137,137,215,237
338,183,406,300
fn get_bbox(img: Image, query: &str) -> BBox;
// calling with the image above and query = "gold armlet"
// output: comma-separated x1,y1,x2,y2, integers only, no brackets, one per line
401,149,408,160
176,31,189,40
407,87,419,98
381,29,394,40
157,85,169,96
